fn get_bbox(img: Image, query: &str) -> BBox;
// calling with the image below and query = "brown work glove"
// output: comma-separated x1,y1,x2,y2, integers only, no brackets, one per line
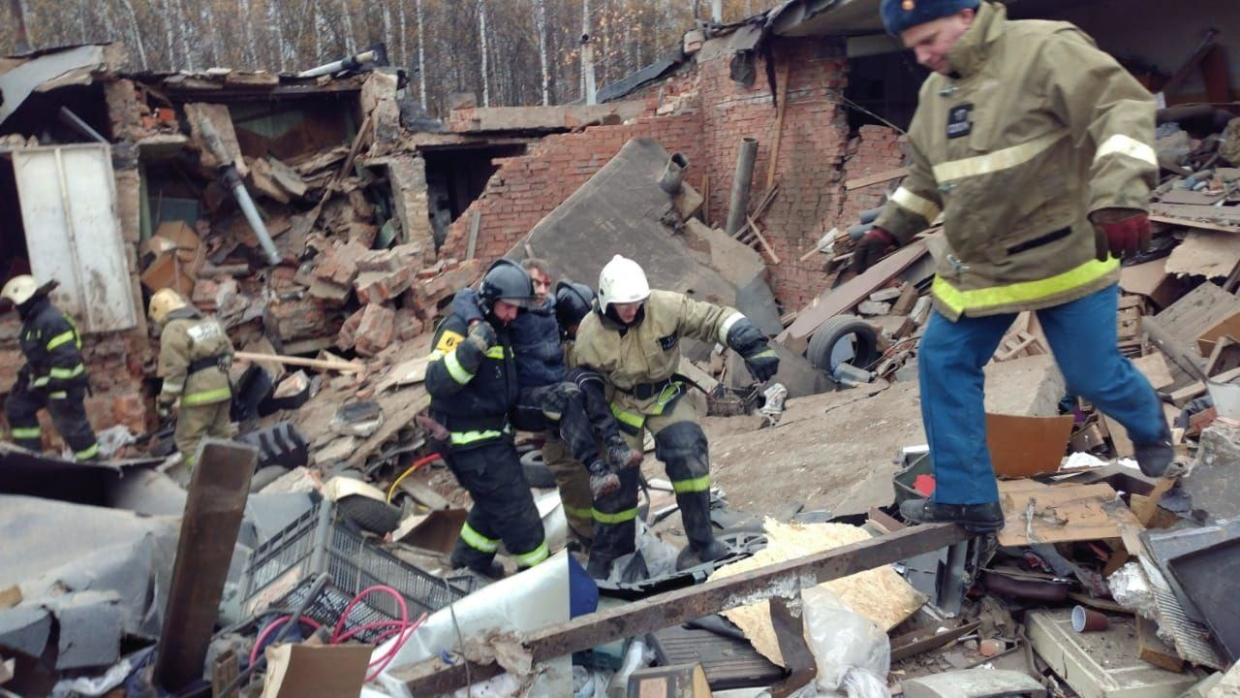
853,227,897,274
1091,208,1151,262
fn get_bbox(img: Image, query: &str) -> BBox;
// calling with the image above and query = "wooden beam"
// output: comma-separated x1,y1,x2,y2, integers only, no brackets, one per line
154,441,256,691
393,523,970,694
232,351,362,373
845,167,909,191
747,216,781,265
765,61,790,192
1150,214,1240,234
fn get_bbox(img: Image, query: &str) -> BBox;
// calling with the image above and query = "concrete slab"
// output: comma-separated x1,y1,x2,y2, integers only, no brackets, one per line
903,668,1047,698
1027,609,1203,698
983,354,1065,417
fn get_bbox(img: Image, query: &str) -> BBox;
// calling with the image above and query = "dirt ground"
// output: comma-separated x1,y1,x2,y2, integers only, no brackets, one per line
702,381,926,519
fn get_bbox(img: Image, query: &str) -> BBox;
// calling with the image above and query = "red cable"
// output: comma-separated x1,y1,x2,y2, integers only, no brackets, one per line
249,615,324,666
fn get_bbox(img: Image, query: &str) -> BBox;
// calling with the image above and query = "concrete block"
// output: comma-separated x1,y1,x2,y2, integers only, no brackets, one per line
983,354,1065,417
1027,609,1202,698
903,668,1047,698
869,287,903,303
857,300,891,316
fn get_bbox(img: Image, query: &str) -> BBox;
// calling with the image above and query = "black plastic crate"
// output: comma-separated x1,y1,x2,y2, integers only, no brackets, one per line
240,501,475,641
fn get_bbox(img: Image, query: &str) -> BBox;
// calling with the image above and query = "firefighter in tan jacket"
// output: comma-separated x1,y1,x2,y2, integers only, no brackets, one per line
149,289,234,468
852,0,1172,533
572,255,779,579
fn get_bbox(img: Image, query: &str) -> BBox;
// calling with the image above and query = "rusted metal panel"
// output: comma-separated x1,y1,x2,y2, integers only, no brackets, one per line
393,522,971,694
153,440,256,692
12,144,138,333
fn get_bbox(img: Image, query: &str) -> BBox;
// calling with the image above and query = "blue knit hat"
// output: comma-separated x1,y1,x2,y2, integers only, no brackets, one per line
881,0,982,35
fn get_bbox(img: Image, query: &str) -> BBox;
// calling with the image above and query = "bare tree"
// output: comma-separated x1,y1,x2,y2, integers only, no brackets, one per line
477,0,490,107
534,0,550,105
339,0,357,55
416,0,427,109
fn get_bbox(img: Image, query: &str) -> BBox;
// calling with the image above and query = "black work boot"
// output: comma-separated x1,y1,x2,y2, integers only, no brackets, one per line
586,459,621,498
1133,437,1180,478
586,553,615,580
899,498,1004,533
605,436,643,471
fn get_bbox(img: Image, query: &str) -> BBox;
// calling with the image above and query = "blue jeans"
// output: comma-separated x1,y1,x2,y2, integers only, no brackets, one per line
918,284,1164,505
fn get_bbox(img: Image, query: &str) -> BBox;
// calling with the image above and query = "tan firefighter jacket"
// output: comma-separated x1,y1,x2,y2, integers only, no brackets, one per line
158,308,233,407
573,290,744,429
874,1,1157,320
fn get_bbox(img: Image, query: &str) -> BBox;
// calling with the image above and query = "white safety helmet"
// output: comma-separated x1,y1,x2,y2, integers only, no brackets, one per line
597,255,650,313
1,275,39,307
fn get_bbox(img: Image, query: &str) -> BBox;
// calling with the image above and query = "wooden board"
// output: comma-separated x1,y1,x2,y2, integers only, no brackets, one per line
1151,202,1240,224
1132,353,1175,390
1150,214,1240,234
1166,230,1240,279
996,480,1142,547
777,239,929,354
846,167,910,191
709,519,927,667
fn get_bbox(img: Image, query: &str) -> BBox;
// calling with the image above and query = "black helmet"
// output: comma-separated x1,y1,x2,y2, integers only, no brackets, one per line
479,258,535,312
555,280,595,330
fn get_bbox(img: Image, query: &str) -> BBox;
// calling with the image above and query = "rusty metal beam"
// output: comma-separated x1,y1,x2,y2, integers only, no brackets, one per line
153,440,256,691
394,522,971,694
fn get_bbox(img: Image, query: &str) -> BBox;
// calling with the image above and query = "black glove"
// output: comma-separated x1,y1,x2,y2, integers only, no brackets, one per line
852,227,897,274
743,347,780,382
456,321,497,375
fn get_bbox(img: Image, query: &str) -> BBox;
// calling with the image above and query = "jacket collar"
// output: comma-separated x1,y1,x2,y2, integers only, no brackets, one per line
946,1,1005,80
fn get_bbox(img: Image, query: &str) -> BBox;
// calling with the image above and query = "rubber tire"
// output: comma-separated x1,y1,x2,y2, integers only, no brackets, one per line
250,465,289,493
336,494,403,535
805,314,881,375
520,449,557,489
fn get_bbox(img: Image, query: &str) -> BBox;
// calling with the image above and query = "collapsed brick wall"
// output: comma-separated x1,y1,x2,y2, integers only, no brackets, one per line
439,105,706,265
692,38,851,311
439,36,874,312
839,125,907,232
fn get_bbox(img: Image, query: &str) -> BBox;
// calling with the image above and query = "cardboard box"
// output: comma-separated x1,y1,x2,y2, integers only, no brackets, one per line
985,413,1074,478
1197,311,1240,357
140,221,205,294
261,643,372,698
1120,258,1183,310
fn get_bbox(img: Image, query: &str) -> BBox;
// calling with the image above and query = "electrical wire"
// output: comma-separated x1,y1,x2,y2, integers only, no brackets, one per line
387,453,441,502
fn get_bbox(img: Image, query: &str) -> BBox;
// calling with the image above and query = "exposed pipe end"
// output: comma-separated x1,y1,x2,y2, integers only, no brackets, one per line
658,153,690,194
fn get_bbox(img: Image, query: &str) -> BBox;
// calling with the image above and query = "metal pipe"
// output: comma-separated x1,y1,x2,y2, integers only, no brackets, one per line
725,137,759,236
581,36,597,105
197,115,281,266
658,153,689,194
58,107,108,144
296,46,383,79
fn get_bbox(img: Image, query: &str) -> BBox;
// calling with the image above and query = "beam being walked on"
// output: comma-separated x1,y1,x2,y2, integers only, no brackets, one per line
393,522,971,694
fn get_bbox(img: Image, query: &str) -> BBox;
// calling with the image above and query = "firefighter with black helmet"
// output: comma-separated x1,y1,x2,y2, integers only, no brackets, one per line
2,275,100,461
148,288,235,468
427,259,551,577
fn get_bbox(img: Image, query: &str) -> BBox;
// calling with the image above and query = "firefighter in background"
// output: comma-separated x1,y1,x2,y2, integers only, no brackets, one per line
573,255,780,579
2,275,99,461
148,289,234,468
427,260,550,578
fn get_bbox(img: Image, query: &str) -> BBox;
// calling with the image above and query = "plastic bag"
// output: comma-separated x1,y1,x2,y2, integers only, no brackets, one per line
794,585,891,698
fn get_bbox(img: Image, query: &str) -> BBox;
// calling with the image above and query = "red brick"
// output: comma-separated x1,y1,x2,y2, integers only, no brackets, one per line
354,304,396,357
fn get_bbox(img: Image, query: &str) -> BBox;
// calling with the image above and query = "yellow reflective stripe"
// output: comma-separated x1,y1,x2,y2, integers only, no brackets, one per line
429,349,445,360
610,403,645,430
459,522,500,553
717,312,744,344
161,381,184,395
49,391,68,400
593,507,638,524
672,475,711,494
449,429,503,446
651,383,682,416
49,364,84,379
932,257,1119,315
749,349,776,359
933,132,1064,182
890,186,942,221
46,330,77,350
564,504,595,520
11,427,42,439
513,540,550,567
181,387,232,406
1095,134,1157,167
74,443,99,461
32,376,50,387
443,349,474,384
485,346,507,359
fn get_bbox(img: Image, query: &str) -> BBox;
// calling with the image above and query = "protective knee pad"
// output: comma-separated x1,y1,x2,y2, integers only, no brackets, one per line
655,421,709,477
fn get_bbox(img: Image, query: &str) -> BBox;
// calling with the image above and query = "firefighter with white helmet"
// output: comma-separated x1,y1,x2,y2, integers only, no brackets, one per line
2,275,100,461
148,288,235,468
573,255,780,578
